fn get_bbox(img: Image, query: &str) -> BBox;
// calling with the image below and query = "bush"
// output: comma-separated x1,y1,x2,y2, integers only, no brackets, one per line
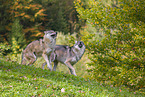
0,42,11,56
56,32,77,46
1,19,25,61
75,0,145,92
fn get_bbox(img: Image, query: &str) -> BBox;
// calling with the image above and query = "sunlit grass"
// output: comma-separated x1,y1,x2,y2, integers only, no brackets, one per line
0,59,143,97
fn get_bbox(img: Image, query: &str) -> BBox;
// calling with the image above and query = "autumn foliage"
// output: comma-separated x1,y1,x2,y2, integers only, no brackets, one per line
75,0,145,92
0,0,82,43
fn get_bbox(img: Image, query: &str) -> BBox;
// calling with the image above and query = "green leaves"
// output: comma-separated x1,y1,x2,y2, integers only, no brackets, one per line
75,0,145,92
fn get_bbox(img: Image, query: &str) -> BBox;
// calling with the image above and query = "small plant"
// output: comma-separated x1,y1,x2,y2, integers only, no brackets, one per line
0,42,11,56
9,18,26,56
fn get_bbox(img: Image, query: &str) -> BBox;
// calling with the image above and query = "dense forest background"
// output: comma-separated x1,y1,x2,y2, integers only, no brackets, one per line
0,0,145,94
0,0,84,43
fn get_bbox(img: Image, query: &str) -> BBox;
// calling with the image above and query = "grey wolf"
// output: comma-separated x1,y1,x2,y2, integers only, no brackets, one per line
42,41,85,76
21,30,57,71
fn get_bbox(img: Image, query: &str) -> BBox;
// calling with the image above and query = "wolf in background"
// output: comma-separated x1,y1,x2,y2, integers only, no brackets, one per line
42,41,85,76
21,30,57,71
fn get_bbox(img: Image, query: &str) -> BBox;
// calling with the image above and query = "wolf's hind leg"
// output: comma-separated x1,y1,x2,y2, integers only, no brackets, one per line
28,58,36,66
21,57,27,65
53,61,58,71
27,53,37,66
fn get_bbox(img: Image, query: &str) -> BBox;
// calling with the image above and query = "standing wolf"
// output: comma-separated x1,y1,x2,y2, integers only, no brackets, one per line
21,30,57,71
42,41,85,76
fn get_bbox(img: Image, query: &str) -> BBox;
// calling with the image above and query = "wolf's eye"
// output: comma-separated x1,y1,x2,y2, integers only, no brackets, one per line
78,44,83,48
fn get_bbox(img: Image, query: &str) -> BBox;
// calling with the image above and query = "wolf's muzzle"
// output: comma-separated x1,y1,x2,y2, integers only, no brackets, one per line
50,32,57,38
78,41,83,48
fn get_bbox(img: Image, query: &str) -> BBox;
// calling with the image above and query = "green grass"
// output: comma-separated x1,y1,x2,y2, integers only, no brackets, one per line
32,52,90,78
0,60,144,97
0,32,90,78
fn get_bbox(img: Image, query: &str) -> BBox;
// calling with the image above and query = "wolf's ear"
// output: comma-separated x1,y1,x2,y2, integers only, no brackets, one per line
44,31,47,34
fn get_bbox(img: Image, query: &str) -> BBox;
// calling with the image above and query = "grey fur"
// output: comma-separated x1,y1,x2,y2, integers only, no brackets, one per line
21,30,57,71
42,41,85,76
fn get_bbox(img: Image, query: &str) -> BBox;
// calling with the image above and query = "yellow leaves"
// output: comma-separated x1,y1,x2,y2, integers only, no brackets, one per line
20,13,25,16
23,28,36,33
95,21,99,24
30,4,42,8
35,9,46,17
24,15,30,19
31,31,42,37
29,4,37,8
39,13,47,16
24,6,30,9
16,5,22,9
29,4,42,10
23,28,43,37
16,45,20,49
14,12,26,17
9,1,46,19
77,0,81,3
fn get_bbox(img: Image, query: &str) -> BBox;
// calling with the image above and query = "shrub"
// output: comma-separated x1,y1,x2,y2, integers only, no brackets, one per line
0,42,11,56
56,32,77,46
0,19,25,61
75,0,145,92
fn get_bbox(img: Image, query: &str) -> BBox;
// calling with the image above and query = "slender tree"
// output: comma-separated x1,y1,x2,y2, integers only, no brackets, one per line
10,18,26,54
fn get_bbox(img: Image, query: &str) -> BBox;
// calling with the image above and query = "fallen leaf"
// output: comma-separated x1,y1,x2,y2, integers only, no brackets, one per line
47,85,50,88
119,89,122,92
23,76,27,79
38,94,42,96
61,88,65,92
34,78,37,80
35,87,38,89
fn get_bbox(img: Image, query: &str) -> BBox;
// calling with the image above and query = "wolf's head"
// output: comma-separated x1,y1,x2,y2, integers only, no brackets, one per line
44,30,57,38
74,41,85,51
43,30,57,42
73,41,85,59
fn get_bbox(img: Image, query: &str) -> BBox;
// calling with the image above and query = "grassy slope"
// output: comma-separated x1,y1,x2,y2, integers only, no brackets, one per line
0,60,144,97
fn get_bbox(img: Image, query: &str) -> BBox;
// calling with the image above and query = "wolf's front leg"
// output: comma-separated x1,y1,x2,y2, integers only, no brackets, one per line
42,62,46,70
42,53,52,71
64,61,77,76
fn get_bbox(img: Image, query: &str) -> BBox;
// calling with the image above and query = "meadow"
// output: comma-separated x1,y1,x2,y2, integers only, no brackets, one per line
1,32,144,96
0,59,144,97
0,0,144,96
